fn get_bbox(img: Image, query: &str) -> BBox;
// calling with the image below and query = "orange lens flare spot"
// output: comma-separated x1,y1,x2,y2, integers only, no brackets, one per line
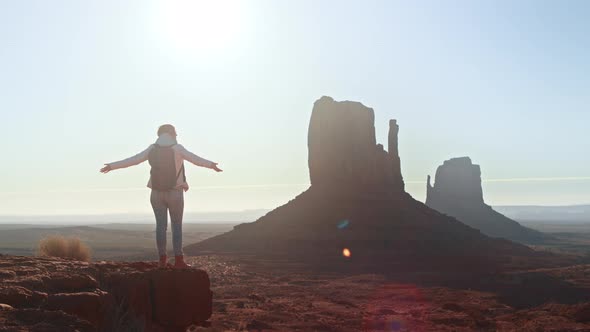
342,248,351,258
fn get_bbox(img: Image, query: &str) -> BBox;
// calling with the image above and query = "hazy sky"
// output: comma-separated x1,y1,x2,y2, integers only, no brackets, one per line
1,0,589,215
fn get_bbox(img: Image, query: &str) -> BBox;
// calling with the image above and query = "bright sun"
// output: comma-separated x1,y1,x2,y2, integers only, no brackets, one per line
160,0,242,53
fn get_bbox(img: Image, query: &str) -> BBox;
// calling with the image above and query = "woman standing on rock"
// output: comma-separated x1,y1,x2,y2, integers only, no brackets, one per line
100,124,222,268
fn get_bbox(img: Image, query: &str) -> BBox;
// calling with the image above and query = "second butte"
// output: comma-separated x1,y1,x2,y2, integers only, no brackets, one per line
426,157,548,244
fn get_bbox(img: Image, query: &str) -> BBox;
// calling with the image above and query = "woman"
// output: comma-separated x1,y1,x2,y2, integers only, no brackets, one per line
100,124,222,268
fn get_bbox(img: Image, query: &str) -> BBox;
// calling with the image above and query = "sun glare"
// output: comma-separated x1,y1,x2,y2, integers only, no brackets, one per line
160,0,242,53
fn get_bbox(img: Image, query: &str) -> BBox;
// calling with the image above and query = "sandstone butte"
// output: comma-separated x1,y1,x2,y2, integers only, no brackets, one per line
426,157,548,244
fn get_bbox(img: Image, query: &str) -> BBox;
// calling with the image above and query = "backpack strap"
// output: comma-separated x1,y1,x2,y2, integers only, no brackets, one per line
177,163,185,182
171,145,186,183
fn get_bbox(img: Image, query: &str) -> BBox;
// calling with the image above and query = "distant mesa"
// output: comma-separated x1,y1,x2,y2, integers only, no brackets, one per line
186,96,548,273
426,157,548,244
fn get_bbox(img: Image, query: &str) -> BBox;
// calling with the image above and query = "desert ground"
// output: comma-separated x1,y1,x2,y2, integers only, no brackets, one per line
1,220,589,331
1,220,588,260
0,223,234,260
187,253,590,331
520,221,590,257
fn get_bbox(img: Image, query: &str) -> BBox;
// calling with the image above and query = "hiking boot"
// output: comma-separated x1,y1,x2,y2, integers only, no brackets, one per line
158,255,168,268
174,255,190,269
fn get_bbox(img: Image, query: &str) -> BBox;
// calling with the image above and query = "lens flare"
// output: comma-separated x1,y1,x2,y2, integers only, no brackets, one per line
342,248,351,258
337,219,350,229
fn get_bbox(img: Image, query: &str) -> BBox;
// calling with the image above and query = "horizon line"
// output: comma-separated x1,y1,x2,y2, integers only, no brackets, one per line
1,176,590,195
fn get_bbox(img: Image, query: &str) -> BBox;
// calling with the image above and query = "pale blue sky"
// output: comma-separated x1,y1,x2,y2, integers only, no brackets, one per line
1,0,589,215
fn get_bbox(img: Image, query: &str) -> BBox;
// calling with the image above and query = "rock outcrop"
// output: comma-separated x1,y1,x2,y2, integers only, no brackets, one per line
426,157,548,244
0,255,212,331
0,307,95,332
186,96,551,273
308,97,404,192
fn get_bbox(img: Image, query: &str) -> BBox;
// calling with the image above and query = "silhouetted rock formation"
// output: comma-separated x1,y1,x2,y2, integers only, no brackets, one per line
186,96,551,273
308,96,404,192
426,157,547,244
0,255,212,331
427,157,484,204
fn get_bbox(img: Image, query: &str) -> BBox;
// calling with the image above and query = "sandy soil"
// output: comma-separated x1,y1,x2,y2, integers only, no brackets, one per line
187,255,590,332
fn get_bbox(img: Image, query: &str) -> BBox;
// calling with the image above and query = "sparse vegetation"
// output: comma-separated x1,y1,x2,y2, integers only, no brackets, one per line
0,224,234,260
102,297,145,332
38,236,92,262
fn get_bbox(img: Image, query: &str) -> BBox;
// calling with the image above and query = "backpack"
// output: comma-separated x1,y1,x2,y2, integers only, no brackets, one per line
148,145,185,191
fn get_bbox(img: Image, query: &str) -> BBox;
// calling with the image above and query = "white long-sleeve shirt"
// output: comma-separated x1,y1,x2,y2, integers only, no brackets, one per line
108,134,215,190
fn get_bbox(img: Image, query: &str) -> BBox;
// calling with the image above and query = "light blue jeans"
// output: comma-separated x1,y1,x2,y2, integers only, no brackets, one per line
150,189,184,256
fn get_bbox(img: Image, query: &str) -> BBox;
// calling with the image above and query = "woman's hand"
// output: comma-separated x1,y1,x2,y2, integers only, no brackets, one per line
212,163,223,172
100,164,112,173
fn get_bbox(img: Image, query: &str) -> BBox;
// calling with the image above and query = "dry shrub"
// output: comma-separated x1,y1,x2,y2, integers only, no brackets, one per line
38,236,92,262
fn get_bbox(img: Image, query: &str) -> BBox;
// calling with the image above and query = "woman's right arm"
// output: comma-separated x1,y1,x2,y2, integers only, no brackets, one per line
101,145,153,173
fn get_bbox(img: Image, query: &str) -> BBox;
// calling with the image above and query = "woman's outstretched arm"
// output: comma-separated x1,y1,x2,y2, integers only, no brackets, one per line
177,145,223,172
100,145,153,173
